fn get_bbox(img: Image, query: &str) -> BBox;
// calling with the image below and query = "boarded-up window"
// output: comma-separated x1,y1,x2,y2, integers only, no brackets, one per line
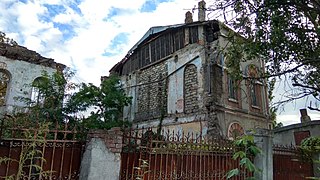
189,26,199,44
184,64,198,113
155,39,161,61
132,53,138,71
173,30,185,52
0,70,10,106
150,41,156,63
205,25,216,43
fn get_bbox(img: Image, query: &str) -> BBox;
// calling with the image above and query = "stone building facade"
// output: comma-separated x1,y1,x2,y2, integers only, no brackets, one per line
110,1,270,138
0,42,65,114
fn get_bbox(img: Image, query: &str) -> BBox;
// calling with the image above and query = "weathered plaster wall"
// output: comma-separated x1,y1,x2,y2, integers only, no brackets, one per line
167,44,204,116
0,56,56,113
80,128,123,180
120,23,270,137
122,73,137,121
273,120,320,145
216,25,270,134
80,138,121,180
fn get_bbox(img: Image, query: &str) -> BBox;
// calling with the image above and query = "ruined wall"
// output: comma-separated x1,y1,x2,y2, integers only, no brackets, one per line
184,64,199,114
135,61,168,121
0,56,57,113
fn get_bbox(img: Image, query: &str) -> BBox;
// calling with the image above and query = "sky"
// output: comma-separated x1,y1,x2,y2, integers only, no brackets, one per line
0,0,319,125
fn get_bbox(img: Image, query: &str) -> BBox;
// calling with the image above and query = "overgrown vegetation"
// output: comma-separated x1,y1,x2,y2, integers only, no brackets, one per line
208,0,320,111
67,75,132,130
300,136,320,180
4,70,132,131
0,123,51,179
227,134,261,180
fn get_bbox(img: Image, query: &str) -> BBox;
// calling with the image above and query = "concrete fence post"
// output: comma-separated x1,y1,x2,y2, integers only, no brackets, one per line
79,127,123,180
252,128,273,180
313,153,320,177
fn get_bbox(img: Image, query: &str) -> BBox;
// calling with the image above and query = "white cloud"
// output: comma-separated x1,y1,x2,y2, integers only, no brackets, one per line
0,0,203,85
53,7,82,24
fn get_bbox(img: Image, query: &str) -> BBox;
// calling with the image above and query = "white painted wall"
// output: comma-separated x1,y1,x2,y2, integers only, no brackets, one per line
0,56,56,113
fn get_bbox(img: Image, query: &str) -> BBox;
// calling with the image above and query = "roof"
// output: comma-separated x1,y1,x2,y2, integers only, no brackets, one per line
110,20,219,73
0,42,66,71
128,24,184,54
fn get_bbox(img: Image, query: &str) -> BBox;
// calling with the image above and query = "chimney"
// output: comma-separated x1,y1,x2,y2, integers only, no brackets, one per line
300,108,311,123
185,11,193,24
198,0,206,22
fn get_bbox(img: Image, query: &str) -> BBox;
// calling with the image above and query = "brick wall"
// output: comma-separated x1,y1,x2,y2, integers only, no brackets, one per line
136,61,168,121
211,64,223,105
184,64,199,114
87,128,123,153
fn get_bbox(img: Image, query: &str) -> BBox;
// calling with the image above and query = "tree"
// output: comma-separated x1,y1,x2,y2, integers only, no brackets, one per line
207,0,320,111
7,70,131,130
10,70,77,126
66,75,132,129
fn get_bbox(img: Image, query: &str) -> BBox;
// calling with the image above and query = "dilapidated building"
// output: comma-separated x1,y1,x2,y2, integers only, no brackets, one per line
0,42,65,114
110,1,270,138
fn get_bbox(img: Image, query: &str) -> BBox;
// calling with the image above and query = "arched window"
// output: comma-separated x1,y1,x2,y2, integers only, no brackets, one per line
228,122,244,140
31,77,47,105
184,64,198,113
0,70,10,106
246,65,262,107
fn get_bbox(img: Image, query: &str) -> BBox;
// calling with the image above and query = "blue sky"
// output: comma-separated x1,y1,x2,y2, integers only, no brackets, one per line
0,0,319,125
0,0,198,84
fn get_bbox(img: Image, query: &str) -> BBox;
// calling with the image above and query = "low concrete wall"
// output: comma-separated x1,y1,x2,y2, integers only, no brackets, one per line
273,120,320,145
79,128,123,180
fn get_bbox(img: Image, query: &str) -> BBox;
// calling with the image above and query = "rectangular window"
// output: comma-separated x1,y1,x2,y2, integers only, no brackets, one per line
250,82,260,107
189,26,199,44
228,76,238,100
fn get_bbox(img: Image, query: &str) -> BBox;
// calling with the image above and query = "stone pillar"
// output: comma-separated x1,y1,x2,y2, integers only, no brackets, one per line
198,0,206,22
313,153,320,178
185,11,193,24
252,129,273,180
300,108,311,123
79,128,123,180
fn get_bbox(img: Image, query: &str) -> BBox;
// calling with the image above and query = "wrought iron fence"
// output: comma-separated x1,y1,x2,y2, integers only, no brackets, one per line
0,120,85,180
120,128,251,180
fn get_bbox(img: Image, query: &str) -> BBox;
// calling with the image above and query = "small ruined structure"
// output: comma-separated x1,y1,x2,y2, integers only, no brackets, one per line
0,42,65,114
110,1,270,138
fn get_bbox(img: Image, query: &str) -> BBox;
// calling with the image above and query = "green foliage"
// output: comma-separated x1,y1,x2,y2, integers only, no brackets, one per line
301,136,320,153
67,74,132,130
9,71,131,131
210,0,320,110
227,134,261,179
300,137,320,180
226,168,239,179
13,70,77,126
